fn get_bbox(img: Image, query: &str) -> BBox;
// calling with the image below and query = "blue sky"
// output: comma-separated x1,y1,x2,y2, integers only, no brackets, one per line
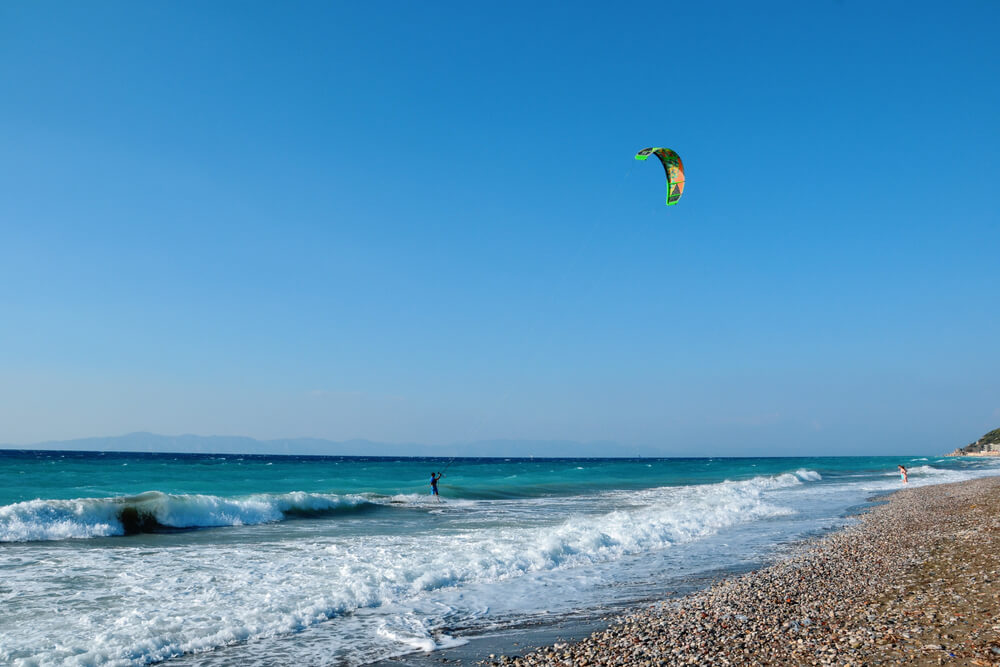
1,1,998,455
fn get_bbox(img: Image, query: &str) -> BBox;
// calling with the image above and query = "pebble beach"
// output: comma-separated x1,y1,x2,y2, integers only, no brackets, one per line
483,475,1000,666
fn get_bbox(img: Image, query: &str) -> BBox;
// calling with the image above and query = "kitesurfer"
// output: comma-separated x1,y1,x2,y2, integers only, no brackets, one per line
430,472,443,499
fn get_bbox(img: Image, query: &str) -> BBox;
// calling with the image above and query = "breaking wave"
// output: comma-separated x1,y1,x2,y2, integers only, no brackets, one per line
0,491,374,542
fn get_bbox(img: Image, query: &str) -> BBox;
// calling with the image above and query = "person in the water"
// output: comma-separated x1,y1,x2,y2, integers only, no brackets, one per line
898,464,908,484
430,472,443,499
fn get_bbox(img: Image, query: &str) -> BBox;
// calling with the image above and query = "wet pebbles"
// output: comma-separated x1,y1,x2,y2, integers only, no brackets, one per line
482,476,1000,666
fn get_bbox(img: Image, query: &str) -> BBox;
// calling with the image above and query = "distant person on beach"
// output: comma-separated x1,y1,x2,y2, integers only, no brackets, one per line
898,465,908,484
430,472,443,499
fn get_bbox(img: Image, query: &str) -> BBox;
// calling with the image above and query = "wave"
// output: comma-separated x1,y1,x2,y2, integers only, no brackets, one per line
0,470,838,665
869,461,1000,491
0,491,375,542
883,464,961,477
0,469,825,544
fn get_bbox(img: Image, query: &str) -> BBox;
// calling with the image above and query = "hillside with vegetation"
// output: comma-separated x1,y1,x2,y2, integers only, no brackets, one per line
946,428,1000,456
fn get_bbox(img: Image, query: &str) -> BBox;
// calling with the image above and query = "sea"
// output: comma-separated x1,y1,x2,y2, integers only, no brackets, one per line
2,451,999,666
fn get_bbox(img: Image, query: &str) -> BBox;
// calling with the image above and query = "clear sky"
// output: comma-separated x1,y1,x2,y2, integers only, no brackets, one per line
1,1,998,456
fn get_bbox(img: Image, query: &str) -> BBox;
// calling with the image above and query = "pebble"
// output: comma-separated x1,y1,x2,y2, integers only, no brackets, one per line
479,476,1000,666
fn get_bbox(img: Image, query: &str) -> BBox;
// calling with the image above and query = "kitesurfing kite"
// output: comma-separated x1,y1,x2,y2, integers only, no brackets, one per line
635,147,685,206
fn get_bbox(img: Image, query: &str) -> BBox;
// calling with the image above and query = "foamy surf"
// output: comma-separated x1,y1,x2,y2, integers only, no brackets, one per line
3,452,999,666
0,472,817,665
0,491,372,542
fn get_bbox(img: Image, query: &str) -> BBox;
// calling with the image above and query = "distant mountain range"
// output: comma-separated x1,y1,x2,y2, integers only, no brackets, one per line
0,432,632,459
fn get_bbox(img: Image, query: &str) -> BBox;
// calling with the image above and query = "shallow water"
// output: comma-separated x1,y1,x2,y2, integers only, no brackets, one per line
2,451,998,665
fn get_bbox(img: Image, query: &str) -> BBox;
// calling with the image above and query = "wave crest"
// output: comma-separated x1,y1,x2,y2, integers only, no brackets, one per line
0,491,370,542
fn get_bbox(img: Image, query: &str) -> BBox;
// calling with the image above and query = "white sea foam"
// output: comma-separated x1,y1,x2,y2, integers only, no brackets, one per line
3,464,997,667
0,491,369,542
854,460,1000,494
375,615,466,654
879,463,991,485
0,472,806,665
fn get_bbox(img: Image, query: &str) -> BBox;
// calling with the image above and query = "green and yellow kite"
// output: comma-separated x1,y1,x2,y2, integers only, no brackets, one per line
635,147,685,206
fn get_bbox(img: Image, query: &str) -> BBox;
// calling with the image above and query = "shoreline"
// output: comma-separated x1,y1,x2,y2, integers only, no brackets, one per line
380,477,1000,666
481,476,1000,666
372,561,770,667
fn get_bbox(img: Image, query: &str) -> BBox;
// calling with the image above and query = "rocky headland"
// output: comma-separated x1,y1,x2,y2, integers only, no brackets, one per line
946,428,1000,457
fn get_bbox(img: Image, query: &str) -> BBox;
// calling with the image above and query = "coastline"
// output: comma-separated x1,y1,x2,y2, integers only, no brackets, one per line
382,477,1000,666
483,476,1000,666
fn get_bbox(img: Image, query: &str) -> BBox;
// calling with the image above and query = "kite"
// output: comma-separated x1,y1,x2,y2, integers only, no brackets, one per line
635,147,685,206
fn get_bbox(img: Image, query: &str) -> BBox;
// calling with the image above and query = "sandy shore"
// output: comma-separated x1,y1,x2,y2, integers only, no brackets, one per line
479,477,1000,666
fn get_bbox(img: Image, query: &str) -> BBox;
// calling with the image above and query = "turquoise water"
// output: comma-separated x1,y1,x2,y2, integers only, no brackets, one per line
2,450,998,666
0,450,962,506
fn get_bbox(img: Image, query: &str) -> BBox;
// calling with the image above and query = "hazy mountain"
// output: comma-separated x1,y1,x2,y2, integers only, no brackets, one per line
0,432,632,458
